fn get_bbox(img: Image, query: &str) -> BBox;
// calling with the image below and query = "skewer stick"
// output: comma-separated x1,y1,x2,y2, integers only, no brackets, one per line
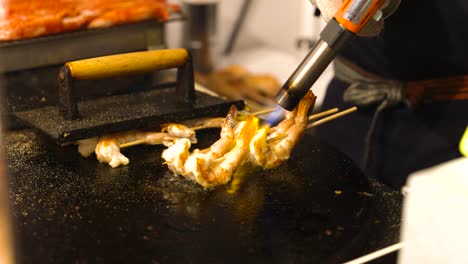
120,120,224,149
120,139,147,149
120,107,354,149
120,109,275,149
250,107,338,119
308,108,339,121
190,124,220,131
249,107,276,116
343,242,404,264
266,108,340,143
189,108,277,130
306,106,358,129
120,124,207,149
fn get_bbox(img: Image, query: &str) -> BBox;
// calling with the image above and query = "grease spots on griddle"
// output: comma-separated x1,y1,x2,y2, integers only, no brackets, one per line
6,129,376,263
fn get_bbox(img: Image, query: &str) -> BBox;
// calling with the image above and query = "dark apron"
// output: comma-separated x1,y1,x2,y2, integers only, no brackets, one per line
314,78,466,188
314,0,468,188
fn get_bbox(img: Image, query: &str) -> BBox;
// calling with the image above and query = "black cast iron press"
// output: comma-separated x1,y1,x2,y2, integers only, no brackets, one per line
14,48,244,145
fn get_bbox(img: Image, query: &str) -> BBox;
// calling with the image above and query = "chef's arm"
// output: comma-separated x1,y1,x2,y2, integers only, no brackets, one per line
275,0,400,110
309,0,400,37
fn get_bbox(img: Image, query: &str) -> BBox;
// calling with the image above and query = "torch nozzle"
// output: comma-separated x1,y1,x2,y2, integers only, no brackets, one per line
275,19,355,111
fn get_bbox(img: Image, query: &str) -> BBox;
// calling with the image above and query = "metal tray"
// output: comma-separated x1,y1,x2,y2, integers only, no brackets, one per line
0,20,173,73
1,17,183,129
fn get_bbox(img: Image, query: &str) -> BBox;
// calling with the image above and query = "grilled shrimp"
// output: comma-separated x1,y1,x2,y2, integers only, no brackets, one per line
250,91,316,169
181,106,240,183
161,123,197,146
163,106,238,176
162,106,239,185
267,107,297,140
193,116,258,188
162,106,258,188
161,138,192,176
76,137,99,157
203,105,238,159
95,131,141,168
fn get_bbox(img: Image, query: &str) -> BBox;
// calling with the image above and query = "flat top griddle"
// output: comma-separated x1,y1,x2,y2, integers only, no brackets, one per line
6,129,374,263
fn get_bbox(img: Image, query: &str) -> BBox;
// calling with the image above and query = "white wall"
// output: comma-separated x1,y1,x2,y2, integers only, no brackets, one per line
167,0,323,53
166,0,331,107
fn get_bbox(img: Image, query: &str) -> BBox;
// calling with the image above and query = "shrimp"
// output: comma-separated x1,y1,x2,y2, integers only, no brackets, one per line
76,137,99,157
162,105,238,171
192,116,258,188
161,123,197,145
267,107,297,140
95,132,134,168
162,106,239,182
202,105,238,159
95,130,154,168
162,106,258,188
179,106,240,183
250,90,316,169
161,138,192,176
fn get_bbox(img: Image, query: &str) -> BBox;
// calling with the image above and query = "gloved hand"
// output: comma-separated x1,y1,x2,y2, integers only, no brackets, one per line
309,0,400,36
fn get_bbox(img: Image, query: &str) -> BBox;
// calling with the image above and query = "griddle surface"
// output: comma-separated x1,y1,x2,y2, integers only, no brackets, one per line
15,89,244,144
7,130,373,263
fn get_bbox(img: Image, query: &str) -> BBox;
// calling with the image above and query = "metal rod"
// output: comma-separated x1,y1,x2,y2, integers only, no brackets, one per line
223,0,253,55
276,19,355,110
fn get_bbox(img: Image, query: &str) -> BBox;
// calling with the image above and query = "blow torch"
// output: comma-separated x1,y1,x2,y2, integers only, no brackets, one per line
276,0,387,110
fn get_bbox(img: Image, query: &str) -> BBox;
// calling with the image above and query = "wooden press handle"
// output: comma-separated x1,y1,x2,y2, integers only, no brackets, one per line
58,48,195,120
65,48,190,80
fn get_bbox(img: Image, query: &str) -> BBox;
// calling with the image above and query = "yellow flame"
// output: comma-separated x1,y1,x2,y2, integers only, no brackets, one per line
227,162,255,194
227,115,260,194
460,126,468,157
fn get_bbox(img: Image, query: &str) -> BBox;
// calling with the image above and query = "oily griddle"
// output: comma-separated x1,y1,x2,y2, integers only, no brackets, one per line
6,128,374,263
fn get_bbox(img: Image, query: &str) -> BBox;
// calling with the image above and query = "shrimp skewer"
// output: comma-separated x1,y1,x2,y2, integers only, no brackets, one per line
162,92,315,187
95,130,148,168
188,116,258,188
93,124,196,168
250,91,316,169
162,106,258,188
119,108,274,149
162,105,239,174
201,105,238,159
162,106,239,184
78,110,239,168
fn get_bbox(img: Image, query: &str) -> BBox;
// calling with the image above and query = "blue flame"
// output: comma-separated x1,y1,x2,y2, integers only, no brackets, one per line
264,105,285,126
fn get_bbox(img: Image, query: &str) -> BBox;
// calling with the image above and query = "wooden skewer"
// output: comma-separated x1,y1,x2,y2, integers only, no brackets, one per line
249,107,338,121
343,242,404,264
306,106,357,129
266,108,340,143
120,107,354,149
120,124,211,149
190,124,221,131
249,107,276,116
182,108,278,131
120,109,276,149
250,107,339,119
120,139,147,149
308,108,339,121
